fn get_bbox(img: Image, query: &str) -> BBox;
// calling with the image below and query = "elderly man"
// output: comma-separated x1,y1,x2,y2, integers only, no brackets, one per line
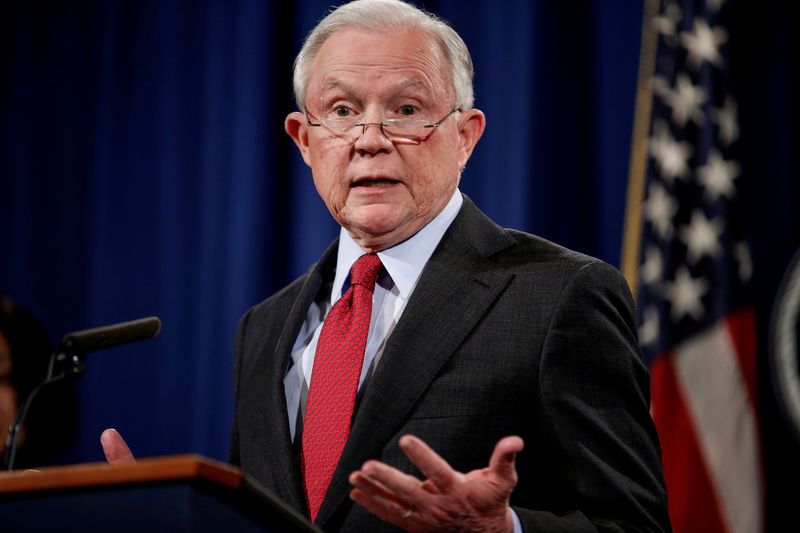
104,0,670,531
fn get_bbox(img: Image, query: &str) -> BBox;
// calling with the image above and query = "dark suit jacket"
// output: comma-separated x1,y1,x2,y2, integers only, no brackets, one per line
229,196,671,532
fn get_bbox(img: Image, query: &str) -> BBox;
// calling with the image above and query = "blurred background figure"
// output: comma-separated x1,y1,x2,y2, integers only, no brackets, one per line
0,295,76,469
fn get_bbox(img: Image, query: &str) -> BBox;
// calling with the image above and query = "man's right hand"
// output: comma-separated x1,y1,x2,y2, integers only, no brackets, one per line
100,428,136,464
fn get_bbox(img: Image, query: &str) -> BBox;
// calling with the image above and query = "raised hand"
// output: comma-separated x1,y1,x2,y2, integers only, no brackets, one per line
349,434,524,533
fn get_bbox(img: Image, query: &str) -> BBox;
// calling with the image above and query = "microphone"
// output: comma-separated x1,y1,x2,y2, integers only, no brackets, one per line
60,316,161,354
3,316,161,470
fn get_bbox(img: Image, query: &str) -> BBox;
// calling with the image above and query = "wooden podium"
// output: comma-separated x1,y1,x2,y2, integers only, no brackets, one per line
0,455,321,533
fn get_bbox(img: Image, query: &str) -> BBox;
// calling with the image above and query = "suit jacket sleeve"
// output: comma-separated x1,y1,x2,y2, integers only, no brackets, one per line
513,261,670,532
228,305,248,468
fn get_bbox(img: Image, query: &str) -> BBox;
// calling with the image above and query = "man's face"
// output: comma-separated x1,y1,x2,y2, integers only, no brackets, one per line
286,28,484,252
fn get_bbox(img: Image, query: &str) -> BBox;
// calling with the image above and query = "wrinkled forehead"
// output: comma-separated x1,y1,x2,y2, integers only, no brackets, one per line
316,77,438,106
307,28,453,103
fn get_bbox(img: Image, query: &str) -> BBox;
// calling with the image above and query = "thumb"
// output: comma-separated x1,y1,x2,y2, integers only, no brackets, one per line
488,436,524,484
100,428,136,464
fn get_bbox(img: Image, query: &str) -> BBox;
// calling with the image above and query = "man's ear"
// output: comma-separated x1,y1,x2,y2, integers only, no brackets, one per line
456,109,486,170
285,111,312,167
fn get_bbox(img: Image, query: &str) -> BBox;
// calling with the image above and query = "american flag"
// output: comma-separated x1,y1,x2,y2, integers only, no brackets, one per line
633,0,763,531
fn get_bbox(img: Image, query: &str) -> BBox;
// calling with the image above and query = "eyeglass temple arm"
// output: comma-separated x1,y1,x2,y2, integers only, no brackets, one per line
423,108,459,129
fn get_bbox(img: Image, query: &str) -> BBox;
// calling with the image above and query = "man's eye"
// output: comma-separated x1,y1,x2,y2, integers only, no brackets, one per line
399,105,417,116
333,107,351,117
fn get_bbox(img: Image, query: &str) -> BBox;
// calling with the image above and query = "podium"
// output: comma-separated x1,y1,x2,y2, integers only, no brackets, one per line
0,455,321,533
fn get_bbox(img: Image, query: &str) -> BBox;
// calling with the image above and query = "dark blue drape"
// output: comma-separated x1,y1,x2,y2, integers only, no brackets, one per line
2,1,798,528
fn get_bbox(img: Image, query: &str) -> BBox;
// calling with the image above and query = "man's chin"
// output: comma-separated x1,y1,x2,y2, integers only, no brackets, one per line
344,214,422,251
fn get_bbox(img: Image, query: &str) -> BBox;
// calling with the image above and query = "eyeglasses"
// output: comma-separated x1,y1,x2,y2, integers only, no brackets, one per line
304,107,459,144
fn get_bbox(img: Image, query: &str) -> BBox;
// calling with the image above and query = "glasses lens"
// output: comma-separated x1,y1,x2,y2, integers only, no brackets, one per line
383,118,427,139
323,116,359,135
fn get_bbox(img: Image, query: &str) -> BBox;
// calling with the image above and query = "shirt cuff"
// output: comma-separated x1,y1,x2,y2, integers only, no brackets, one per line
511,507,523,533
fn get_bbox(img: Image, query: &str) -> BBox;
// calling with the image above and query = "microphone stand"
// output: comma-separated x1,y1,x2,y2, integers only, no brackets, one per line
3,347,86,471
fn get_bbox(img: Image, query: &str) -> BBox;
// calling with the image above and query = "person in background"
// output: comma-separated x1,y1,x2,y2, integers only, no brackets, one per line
0,295,76,469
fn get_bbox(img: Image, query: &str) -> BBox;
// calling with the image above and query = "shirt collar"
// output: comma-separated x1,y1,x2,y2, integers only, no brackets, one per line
332,189,463,305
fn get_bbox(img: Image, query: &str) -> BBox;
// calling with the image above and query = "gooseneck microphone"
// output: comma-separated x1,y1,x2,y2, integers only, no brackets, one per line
3,316,161,471
61,316,161,354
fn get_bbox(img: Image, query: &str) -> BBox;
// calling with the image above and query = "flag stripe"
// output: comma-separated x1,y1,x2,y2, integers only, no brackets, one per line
724,308,759,411
651,353,728,533
673,314,762,533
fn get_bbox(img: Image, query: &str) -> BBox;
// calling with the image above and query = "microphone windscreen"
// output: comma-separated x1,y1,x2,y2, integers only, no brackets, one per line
61,316,161,354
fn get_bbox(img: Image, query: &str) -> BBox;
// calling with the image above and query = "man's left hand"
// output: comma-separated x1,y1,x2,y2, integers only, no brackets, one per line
348,434,523,533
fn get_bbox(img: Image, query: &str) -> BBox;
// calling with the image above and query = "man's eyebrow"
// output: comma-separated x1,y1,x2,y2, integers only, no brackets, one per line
320,79,350,92
392,78,429,91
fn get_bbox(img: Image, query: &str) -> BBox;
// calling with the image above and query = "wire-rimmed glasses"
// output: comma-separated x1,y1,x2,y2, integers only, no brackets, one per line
304,107,459,144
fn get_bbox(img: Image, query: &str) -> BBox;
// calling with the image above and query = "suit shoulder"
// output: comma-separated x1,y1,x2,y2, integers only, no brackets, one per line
501,228,601,268
449,198,627,292
497,229,631,294
451,198,608,273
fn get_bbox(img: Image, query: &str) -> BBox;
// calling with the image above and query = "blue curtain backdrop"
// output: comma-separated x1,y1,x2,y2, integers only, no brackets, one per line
2,0,798,528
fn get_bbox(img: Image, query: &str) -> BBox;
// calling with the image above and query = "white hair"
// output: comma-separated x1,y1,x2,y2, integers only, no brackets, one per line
292,0,475,111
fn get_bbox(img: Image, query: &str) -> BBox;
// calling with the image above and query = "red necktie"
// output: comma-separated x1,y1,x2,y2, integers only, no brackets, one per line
302,253,383,521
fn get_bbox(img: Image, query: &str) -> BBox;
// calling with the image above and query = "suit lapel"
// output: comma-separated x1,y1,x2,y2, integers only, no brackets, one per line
259,240,339,514
315,198,517,525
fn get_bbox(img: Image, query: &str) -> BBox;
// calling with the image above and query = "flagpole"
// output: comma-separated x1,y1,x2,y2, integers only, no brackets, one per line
621,0,660,295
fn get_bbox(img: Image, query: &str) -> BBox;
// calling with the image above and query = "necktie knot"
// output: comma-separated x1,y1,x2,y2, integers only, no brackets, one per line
350,254,382,291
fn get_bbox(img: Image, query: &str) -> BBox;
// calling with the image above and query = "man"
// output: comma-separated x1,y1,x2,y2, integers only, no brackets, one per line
104,0,670,531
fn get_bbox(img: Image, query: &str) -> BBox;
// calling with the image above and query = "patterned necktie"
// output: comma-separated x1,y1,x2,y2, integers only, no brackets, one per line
302,253,383,522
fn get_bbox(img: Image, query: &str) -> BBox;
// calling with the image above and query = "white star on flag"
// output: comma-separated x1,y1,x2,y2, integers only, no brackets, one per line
698,149,739,201
653,2,682,44
656,73,707,127
641,245,664,285
680,210,723,264
664,266,708,322
649,119,693,183
680,17,728,70
644,181,678,240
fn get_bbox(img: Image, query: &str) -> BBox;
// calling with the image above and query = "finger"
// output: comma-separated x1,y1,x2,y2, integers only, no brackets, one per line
350,485,417,528
349,466,421,527
355,458,427,504
100,428,136,464
488,435,524,480
349,465,406,506
349,477,408,516
398,434,457,492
